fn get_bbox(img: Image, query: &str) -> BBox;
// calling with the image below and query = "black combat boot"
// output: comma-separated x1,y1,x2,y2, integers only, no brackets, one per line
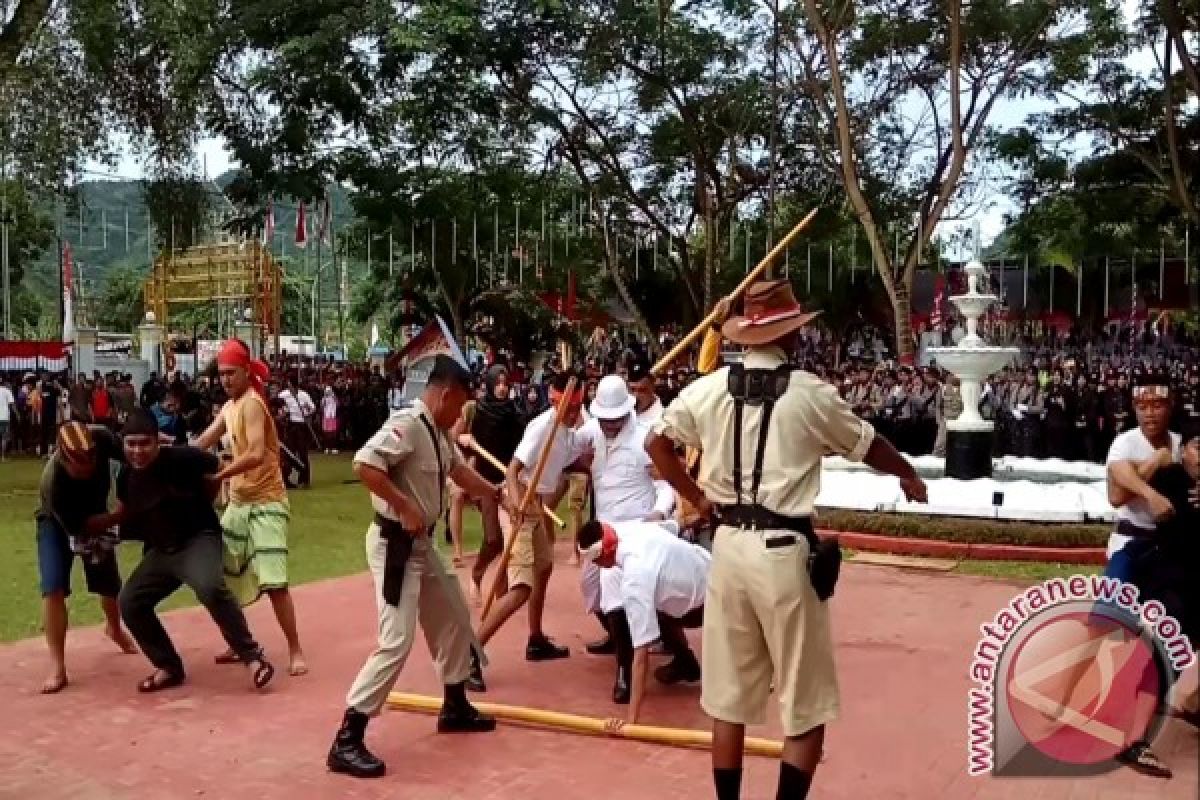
438,681,498,733
327,708,386,778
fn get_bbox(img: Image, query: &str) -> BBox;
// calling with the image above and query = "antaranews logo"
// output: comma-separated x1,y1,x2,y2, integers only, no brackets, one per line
967,574,1195,777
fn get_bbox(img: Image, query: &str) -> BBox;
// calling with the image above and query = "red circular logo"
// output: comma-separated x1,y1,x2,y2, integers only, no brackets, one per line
1004,609,1163,766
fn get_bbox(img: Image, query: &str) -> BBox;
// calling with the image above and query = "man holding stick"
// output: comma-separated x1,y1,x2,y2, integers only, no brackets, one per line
646,279,928,800
328,355,502,779
468,370,587,692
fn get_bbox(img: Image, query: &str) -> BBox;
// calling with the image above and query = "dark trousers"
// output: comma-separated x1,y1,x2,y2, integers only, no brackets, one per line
41,414,57,454
470,494,505,587
610,606,703,670
118,534,261,675
287,421,311,486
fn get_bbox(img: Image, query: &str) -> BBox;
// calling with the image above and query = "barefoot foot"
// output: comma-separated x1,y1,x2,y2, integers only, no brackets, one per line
41,671,68,694
105,626,139,655
288,651,309,677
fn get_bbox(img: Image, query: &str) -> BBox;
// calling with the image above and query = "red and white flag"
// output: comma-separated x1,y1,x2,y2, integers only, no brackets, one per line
295,200,308,249
62,242,76,343
261,198,275,246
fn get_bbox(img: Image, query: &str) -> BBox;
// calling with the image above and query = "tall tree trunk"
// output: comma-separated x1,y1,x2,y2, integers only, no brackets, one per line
599,204,656,348
890,280,915,362
703,193,715,313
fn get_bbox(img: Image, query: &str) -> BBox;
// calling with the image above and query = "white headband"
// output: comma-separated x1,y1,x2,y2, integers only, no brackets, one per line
582,541,604,563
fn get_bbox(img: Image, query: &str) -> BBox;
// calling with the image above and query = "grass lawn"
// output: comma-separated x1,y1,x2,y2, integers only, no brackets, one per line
0,453,1104,643
0,454,487,643
952,558,1101,583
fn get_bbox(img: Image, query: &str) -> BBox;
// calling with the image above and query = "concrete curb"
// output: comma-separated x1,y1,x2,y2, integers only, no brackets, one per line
817,529,1107,565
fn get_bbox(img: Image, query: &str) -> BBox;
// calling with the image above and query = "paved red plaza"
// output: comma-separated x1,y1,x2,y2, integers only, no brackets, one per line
1,549,1195,799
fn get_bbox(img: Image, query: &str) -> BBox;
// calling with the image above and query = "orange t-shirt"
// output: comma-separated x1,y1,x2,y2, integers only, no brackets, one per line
221,391,287,505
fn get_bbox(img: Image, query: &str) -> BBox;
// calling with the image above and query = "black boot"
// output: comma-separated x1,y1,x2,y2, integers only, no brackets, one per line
438,681,498,733
327,708,386,779
612,664,631,704
466,650,487,692
585,612,615,655
526,634,570,661
654,651,701,685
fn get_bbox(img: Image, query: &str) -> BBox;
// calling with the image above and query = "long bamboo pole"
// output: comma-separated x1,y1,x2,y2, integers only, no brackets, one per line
387,692,783,758
467,438,565,528
481,378,577,620
651,207,819,375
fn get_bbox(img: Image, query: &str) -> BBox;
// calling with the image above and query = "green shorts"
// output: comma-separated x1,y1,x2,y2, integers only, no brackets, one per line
222,500,291,606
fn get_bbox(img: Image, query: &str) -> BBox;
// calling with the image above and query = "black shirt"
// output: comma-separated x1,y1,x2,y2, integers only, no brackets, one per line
117,447,221,552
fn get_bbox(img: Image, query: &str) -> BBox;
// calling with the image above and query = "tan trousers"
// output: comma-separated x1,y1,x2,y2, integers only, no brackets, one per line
701,525,840,737
346,525,473,716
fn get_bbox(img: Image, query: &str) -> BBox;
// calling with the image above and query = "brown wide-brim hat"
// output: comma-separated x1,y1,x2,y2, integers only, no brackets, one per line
721,279,821,346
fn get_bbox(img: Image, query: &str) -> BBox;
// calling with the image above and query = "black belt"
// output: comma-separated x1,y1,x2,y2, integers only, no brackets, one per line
716,504,814,537
1115,519,1156,540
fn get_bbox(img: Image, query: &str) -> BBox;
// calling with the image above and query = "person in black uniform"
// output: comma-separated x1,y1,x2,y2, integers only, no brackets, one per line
1072,373,1100,463
1043,370,1073,460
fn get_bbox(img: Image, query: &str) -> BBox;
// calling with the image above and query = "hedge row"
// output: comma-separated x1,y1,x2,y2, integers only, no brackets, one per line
814,509,1110,548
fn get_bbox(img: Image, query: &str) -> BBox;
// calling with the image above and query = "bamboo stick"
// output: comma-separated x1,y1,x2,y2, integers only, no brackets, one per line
387,692,783,758
467,438,566,528
651,207,820,375
481,378,577,620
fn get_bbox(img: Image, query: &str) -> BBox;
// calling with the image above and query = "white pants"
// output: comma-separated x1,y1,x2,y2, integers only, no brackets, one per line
580,560,624,615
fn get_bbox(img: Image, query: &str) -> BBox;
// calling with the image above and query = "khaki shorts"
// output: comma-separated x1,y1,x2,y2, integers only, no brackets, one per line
701,525,840,737
506,510,554,589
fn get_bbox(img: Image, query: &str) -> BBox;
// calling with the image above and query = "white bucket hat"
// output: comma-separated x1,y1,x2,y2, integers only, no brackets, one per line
590,374,636,420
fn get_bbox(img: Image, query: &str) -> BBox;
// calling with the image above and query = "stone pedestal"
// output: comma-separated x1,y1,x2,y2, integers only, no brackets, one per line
138,320,164,375
74,327,98,378
945,429,993,480
234,322,261,358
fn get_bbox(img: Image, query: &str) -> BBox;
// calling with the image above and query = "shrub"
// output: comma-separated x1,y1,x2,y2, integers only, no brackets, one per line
815,509,1109,548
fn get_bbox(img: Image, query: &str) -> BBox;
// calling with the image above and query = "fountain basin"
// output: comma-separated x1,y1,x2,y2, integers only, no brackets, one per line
818,455,1112,524
926,346,1016,382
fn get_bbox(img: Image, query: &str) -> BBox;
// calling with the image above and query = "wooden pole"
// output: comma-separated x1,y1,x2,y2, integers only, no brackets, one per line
467,438,565,528
481,377,578,620
387,692,783,758
651,207,819,375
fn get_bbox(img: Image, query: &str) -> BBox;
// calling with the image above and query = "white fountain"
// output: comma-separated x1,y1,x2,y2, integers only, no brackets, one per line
927,260,1018,479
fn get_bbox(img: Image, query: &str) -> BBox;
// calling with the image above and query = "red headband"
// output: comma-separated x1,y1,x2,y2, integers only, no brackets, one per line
217,340,270,398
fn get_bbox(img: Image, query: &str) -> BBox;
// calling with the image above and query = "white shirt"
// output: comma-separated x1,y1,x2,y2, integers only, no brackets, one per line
637,397,664,426
609,520,711,648
576,415,674,522
279,388,315,423
513,407,586,495
0,386,14,422
1105,427,1182,557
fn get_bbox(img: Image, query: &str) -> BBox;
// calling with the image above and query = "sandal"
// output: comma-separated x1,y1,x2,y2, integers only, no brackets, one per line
214,651,241,665
137,670,185,693
252,659,275,690
1116,740,1172,779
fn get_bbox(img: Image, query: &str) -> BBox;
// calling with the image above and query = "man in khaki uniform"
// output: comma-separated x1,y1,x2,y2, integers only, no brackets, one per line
327,355,504,780
646,280,928,800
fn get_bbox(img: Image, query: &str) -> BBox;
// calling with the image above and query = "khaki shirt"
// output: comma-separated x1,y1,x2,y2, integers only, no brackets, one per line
653,346,875,517
354,399,462,530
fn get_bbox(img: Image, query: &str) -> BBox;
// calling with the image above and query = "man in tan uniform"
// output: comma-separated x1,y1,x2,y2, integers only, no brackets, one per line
327,355,504,779
646,280,928,800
